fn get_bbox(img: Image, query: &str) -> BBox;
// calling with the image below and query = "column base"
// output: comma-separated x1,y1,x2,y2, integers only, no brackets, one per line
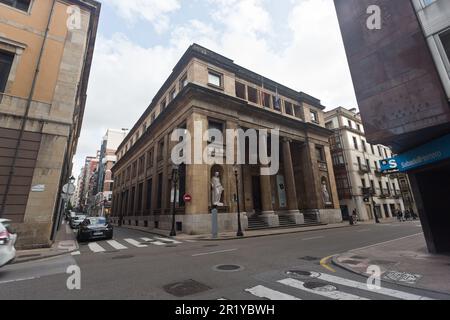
260,211,280,227
278,210,305,224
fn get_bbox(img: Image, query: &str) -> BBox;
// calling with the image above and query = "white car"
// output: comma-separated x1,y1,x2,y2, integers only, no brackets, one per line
0,219,17,268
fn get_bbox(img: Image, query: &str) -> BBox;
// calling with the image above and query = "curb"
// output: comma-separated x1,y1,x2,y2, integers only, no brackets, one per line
331,255,450,296
12,248,79,265
118,223,354,241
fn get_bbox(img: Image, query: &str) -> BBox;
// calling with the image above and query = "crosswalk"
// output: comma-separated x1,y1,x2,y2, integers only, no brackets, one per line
74,236,184,256
237,271,434,301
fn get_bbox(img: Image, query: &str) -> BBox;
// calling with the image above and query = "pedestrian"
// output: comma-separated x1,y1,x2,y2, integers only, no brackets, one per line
397,210,402,222
352,209,358,225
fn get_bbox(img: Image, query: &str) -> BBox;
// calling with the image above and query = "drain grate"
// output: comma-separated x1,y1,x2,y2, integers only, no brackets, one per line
163,280,211,297
304,281,338,292
213,264,244,272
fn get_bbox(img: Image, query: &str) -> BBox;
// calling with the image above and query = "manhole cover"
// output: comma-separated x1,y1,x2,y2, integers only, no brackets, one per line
286,270,312,277
111,255,134,260
341,260,361,265
213,264,244,272
163,280,211,297
299,256,319,261
304,281,338,292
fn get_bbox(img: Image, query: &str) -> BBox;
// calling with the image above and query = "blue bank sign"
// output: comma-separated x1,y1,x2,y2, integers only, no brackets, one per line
380,133,450,173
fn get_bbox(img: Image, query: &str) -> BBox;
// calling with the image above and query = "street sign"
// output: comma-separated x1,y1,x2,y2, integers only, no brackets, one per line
63,183,75,196
183,194,192,203
380,133,450,173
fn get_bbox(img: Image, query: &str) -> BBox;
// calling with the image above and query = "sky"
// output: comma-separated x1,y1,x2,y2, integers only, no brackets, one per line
72,0,358,178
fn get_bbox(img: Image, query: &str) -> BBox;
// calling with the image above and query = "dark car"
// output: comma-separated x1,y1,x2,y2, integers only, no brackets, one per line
77,217,113,242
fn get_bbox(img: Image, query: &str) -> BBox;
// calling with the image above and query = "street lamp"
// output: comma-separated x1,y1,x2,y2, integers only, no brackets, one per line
234,165,244,237
170,164,179,237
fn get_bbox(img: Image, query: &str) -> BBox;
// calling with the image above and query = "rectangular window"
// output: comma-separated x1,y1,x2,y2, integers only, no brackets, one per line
0,0,31,12
262,92,271,108
315,146,325,162
247,86,258,104
235,81,246,99
138,183,143,212
157,139,165,161
169,88,177,102
439,29,450,64
151,113,156,123
310,110,319,123
370,144,375,154
208,71,222,87
146,179,153,210
353,137,358,150
157,173,163,209
361,140,367,152
293,105,302,119
285,101,293,116
357,124,361,131
272,95,281,111
180,74,188,88
348,120,352,128
0,50,14,93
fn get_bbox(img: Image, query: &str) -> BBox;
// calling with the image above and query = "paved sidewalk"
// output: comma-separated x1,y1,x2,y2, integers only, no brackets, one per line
333,232,450,294
13,221,78,264
120,221,366,241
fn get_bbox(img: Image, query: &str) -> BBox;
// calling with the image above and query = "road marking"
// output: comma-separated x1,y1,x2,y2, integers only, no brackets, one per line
320,255,337,273
71,251,81,256
141,238,166,245
309,272,433,300
0,277,39,285
125,238,147,248
192,248,238,257
107,240,128,250
302,236,324,241
88,242,105,253
278,278,368,300
154,237,182,244
350,233,423,251
245,285,301,300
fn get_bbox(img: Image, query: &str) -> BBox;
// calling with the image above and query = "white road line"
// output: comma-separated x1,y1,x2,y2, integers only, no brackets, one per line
71,251,81,256
310,272,433,300
88,242,106,253
192,249,238,257
302,236,324,241
245,285,301,300
0,277,39,285
350,233,423,251
278,278,369,300
107,240,128,250
154,237,182,244
141,238,166,246
125,238,148,248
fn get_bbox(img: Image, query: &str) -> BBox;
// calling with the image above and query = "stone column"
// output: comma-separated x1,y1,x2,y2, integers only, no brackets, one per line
259,166,279,227
281,138,304,224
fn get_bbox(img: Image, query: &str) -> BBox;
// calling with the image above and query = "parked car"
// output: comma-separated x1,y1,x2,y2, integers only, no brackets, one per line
70,215,86,229
77,217,113,242
0,219,17,268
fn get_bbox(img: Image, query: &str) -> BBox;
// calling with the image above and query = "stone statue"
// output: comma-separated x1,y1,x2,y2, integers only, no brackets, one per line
322,181,331,204
211,172,224,207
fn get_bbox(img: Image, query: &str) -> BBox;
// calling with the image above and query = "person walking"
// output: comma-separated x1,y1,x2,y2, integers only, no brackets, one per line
352,209,358,225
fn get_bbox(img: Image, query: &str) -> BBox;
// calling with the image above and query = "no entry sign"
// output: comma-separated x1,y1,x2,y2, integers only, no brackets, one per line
183,194,192,202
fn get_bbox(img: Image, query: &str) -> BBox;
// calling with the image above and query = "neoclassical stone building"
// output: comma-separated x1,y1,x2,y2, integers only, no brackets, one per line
110,44,342,234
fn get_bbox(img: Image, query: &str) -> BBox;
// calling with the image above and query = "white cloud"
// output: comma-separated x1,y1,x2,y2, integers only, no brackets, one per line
73,0,357,177
104,0,181,33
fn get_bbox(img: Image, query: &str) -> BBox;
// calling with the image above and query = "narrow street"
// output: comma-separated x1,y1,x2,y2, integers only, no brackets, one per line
1,221,448,300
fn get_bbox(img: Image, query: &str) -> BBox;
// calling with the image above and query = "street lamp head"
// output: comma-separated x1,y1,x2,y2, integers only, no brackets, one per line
69,176,76,184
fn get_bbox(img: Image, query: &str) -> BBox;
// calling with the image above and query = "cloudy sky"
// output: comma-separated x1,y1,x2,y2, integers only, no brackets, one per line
72,0,358,178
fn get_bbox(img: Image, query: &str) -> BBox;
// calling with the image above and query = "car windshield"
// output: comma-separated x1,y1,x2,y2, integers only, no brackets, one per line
76,216,86,221
87,218,106,225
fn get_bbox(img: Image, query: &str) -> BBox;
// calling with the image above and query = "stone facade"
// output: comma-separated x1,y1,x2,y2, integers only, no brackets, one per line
111,44,342,235
0,0,100,249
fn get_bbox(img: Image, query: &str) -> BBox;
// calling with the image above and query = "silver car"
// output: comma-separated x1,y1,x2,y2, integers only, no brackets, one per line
0,219,17,268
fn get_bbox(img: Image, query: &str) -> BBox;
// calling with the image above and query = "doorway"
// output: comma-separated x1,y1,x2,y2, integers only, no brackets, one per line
252,176,262,213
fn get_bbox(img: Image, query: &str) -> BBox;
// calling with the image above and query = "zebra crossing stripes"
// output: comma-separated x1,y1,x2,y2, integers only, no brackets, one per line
245,286,301,300
107,240,128,250
278,278,368,300
141,238,166,246
88,242,106,253
124,238,148,248
243,272,434,301
154,237,182,244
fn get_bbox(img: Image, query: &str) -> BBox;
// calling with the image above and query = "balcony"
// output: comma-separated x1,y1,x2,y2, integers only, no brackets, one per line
358,164,369,174
379,189,390,198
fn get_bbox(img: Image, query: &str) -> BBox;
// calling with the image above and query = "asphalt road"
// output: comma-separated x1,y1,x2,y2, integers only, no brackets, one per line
1,221,449,300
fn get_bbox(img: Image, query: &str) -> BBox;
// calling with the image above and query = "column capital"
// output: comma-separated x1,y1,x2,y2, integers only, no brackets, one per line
282,137,293,143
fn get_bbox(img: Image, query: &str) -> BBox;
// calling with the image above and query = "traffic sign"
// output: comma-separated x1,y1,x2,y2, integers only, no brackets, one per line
183,194,192,202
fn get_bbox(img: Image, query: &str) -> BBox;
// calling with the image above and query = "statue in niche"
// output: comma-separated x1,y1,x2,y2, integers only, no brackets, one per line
211,172,224,207
322,180,332,205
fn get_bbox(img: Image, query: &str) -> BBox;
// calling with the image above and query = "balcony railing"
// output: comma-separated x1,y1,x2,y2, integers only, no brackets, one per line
358,164,369,174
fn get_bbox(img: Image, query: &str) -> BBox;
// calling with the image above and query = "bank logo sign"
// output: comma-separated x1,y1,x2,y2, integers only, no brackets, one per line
380,134,450,173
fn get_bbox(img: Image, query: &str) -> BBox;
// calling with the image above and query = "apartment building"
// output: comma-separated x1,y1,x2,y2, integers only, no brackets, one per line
0,0,100,248
325,107,405,221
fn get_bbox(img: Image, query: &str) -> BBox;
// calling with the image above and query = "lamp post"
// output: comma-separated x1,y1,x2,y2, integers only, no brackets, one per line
234,165,244,237
170,164,179,237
